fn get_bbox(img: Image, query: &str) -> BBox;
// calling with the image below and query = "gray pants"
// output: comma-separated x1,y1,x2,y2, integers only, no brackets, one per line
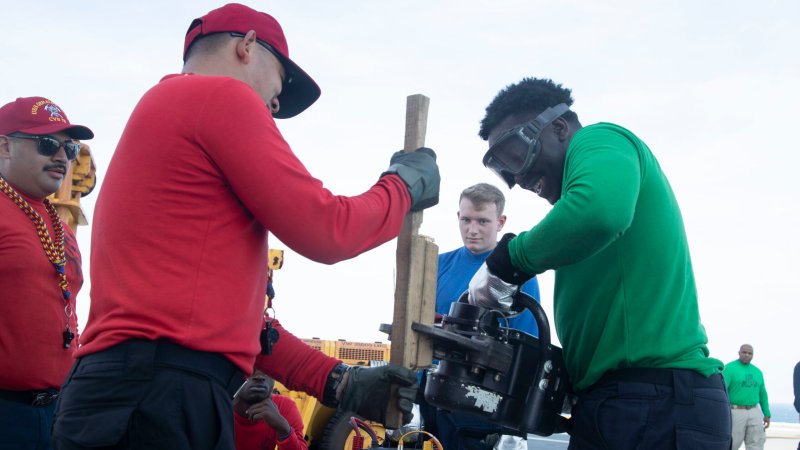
730,407,765,450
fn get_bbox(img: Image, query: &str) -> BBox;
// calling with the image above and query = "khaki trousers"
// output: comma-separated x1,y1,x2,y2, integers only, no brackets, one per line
731,407,766,450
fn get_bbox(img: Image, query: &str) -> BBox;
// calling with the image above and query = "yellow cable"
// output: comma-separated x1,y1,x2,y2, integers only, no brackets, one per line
396,430,443,450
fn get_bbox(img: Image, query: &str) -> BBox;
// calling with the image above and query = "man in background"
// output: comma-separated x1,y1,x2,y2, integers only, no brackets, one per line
52,3,437,449
0,96,93,449
724,344,770,450
420,183,539,450
234,371,306,450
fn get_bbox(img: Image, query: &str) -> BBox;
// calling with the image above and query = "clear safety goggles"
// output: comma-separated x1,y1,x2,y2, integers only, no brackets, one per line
482,103,570,188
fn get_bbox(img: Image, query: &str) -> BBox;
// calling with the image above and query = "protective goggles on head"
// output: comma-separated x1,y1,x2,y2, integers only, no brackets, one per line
8,133,81,161
482,103,570,188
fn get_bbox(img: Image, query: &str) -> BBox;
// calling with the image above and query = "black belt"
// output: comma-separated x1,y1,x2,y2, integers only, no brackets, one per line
597,368,723,389
79,339,245,397
0,389,59,407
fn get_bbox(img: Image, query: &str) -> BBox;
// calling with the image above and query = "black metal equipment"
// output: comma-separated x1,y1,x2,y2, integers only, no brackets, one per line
412,292,572,436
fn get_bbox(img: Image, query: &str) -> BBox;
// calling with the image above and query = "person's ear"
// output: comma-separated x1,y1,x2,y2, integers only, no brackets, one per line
236,30,258,63
497,214,507,231
552,117,569,142
0,136,12,160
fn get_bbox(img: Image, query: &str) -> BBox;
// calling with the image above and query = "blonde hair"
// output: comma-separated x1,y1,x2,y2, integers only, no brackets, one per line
459,183,505,215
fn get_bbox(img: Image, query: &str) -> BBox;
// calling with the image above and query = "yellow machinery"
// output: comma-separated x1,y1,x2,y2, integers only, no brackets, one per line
267,251,393,450
50,142,96,232
277,340,439,450
276,339,392,450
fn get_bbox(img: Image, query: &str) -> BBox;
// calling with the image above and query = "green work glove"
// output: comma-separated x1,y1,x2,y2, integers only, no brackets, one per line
339,364,418,426
382,147,440,211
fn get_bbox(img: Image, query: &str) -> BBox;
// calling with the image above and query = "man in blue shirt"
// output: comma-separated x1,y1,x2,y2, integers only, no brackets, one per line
421,183,540,450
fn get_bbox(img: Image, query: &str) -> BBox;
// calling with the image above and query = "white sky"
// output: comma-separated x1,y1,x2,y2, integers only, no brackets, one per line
3,1,799,403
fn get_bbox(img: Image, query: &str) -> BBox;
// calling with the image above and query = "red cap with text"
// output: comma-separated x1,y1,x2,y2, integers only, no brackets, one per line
0,97,93,139
184,3,321,119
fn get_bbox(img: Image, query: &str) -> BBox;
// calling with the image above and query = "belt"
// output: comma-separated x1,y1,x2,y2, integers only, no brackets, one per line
596,368,723,389
731,404,758,410
79,339,245,398
0,389,59,407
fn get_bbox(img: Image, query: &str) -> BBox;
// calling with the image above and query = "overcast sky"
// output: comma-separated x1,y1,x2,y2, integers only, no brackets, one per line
3,1,799,404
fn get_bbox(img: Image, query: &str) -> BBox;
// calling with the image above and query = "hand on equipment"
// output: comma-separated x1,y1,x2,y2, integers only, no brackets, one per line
338,364,418,426
468,262,519,311
468,233,534,311
382,147,440,211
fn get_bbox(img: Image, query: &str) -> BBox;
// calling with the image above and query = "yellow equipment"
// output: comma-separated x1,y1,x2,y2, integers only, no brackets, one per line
275,339,392,450
267,250,394,450
50,142,96,232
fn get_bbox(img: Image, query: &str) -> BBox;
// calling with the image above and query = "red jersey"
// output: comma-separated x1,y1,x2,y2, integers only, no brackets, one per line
234,394,307,450
79,74,410,377
0,186,82,390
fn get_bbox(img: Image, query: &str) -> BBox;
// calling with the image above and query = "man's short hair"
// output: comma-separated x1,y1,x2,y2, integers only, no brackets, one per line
183,32,232,61
460,183,505,216
479,77,579,140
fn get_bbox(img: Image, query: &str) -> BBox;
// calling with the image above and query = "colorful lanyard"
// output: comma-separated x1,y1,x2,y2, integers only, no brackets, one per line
0,176,75,348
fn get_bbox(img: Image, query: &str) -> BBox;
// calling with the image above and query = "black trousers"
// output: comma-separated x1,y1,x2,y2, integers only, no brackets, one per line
52,339,244,450
567,368,732,450
0,396,56,450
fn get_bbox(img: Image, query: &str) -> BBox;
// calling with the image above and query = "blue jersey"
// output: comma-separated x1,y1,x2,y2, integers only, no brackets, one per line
419,246,543,450
437,246,540,336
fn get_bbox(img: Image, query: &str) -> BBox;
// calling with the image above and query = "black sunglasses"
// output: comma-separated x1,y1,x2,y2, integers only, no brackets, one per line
8,133,81,161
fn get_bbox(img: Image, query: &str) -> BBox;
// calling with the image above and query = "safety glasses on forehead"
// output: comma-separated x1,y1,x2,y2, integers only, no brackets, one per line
482,103,570,188
8,133,81,161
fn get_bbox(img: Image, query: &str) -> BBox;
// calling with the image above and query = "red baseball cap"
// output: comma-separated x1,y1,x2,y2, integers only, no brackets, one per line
184,3,321,119
0,97,93,140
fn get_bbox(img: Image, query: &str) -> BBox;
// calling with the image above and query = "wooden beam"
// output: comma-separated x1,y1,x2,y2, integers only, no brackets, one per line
385,94,438,428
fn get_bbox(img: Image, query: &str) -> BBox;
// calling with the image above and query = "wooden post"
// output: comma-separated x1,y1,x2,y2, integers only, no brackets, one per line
385,94,438,428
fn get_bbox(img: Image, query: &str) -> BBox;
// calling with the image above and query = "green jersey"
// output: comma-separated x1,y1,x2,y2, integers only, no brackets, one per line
723,360,770,417
508,123,723,391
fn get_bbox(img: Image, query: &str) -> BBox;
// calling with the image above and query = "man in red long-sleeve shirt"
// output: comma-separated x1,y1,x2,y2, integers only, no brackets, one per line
52,4,438,449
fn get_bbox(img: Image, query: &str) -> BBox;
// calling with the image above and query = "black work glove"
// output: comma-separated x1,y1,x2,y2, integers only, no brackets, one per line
486,233,534,285
339,364,418,426
468,233,534,311
381,147,440,211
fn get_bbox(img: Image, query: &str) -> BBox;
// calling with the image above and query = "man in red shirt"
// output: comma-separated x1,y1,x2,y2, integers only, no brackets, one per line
234,371,306,450
52,4,438,450
0,96,93,450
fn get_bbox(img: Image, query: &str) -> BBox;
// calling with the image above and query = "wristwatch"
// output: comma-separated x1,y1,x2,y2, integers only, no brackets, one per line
322,363,350,407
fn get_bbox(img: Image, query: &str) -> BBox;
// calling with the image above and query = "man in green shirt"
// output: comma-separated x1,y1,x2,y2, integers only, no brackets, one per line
724,344,770,450
468,77,730,449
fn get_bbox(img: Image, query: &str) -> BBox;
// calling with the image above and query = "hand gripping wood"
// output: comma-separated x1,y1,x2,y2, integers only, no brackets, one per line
385,94,438,428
